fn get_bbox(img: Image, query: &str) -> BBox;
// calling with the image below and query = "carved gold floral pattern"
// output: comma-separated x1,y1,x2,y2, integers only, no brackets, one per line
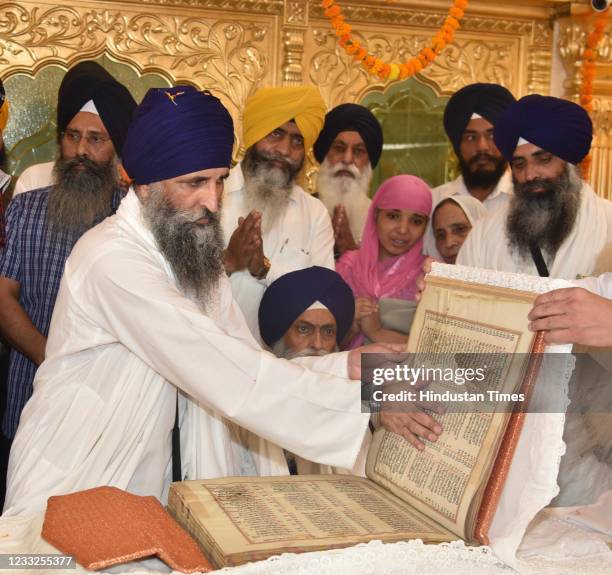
309,27,515,105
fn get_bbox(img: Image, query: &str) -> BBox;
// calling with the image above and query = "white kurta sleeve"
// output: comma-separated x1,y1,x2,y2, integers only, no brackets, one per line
74,248,368,469
575,272,612,298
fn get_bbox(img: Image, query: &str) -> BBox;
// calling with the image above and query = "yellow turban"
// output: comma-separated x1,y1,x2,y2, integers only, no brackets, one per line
242,86,326,153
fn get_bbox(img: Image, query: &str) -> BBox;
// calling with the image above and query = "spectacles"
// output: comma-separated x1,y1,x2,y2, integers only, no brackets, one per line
61,129,110,149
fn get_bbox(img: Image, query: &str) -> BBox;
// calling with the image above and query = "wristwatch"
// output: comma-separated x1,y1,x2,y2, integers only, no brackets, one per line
253,256,271,280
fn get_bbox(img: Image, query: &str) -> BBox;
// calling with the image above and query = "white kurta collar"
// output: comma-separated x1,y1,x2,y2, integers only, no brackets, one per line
458,169,513,201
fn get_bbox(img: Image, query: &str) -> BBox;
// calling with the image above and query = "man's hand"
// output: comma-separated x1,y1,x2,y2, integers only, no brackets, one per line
347,343,405,380
223,211,262,276
332,204,358,256
380,411,443,451
415,256,435,302
528,286,612,346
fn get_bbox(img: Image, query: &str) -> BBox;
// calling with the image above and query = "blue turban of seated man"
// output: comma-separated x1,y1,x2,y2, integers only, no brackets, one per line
258,266,355,358
122,86,235,184
494,95,593,165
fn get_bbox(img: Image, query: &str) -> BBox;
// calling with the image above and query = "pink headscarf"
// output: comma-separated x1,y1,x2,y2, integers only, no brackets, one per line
337,175,432,346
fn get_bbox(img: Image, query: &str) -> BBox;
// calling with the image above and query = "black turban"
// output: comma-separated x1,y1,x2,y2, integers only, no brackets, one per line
443,83,516,155
258,266,355,347
313,103,383,168
57,61,137,155
494,95,593,165
122,86,234,185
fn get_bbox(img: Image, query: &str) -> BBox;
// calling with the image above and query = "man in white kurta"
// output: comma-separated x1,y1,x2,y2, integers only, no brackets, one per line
222,86,334,341
431,83,517,213
457,94,612,280
313,103,383,255
3,87,372,516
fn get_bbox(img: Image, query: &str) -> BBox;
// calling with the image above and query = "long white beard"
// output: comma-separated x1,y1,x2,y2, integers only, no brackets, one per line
316,158,372,242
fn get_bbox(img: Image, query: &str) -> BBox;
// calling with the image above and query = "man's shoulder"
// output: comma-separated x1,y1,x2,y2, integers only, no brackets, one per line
292,184,328,215
8,186,52,211
225,163,245,194
432,176,462,195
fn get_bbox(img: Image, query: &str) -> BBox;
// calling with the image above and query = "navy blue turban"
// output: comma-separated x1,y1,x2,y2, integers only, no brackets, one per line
443,83,516,155
122,86,234,185
494,95,593,165
57,61,137,155
258,266,355,347
313,103,383,168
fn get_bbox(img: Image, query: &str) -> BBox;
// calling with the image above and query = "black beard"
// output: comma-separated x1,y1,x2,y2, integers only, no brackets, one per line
506,165,581,260
242,145,303,190
141,186,225,311
48,155,118,235
0,144,6,172
459,153,508,190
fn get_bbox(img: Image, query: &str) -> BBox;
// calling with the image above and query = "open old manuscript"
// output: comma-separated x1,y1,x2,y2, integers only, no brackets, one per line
169,264,564,568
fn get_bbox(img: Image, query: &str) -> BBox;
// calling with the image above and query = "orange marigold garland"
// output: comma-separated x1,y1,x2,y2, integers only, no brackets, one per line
579,9,609,181
322,0,469,81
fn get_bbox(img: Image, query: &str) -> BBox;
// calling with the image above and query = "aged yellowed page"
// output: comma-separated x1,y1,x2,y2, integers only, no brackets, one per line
169,476,453,567
366,276,538,539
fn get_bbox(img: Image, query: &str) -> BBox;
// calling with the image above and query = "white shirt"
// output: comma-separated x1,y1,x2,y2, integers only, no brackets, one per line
4,189,369,515
222,162,335,341
12,161,54,197
432,170,513,214
457,183,612,280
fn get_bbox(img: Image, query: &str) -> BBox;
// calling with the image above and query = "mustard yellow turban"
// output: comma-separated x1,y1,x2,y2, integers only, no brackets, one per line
242,86,326,153
0,79,8,132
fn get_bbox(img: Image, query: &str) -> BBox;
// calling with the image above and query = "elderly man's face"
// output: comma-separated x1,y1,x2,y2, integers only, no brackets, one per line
326,131,370,173
60,111,116,166
256,121,305,168
152,167,229,217
510,142,567,191
282,309,337,355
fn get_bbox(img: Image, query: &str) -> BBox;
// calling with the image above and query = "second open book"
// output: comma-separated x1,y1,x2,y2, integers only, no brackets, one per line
169,264,573,568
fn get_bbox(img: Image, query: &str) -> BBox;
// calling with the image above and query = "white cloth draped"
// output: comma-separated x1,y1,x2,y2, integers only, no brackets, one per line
457,183,612,279
4,190,369,515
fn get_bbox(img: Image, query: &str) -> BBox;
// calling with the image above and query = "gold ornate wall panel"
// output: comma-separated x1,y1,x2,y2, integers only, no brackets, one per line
0,0,597,184
558,7,612,198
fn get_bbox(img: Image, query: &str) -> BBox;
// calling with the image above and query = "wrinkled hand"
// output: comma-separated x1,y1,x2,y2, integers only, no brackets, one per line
528,286,612,346
347,343,406,381
333,204,358,256
380,411,443,451
415,256,436,302
223,211,262,275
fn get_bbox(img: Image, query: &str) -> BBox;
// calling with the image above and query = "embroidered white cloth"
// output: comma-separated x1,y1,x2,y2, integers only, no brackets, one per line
0,513,610,575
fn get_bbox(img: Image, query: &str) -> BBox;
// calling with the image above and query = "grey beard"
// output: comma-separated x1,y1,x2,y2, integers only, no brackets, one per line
242,145,302,233
141,185,225,312
271,339,337,359
507,164,582,260
48,155,118,235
